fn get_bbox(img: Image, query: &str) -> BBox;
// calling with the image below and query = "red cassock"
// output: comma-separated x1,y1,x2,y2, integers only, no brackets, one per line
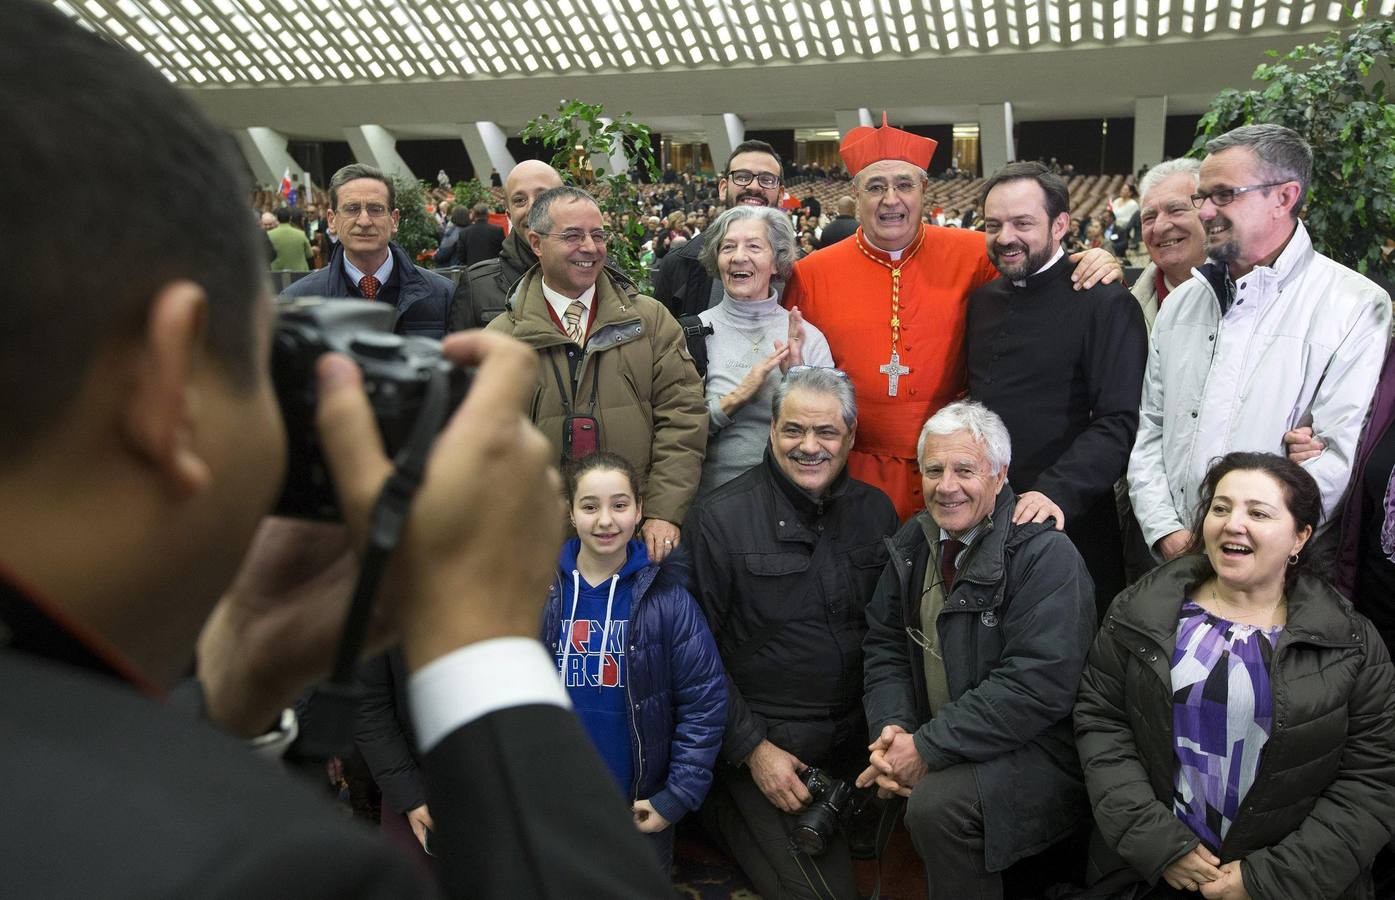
784,224,999,521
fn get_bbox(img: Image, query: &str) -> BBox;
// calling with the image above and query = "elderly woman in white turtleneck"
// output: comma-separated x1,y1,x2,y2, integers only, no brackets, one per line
694,205,835,499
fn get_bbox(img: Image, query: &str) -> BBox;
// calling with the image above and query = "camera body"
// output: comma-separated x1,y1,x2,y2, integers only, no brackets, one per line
271,297,471,520
790,767,855,857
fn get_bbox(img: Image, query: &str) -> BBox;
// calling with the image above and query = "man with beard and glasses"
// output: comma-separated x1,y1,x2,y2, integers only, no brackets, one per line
1128,124,1390,564
654,140,785,319
964,162,1146,616
684,367,897,899
784,116,1123,522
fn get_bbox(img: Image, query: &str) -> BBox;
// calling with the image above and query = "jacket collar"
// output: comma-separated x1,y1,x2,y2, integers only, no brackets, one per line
763,445,852,530
1010,249,1072,293
1194,219,1314,316
500,228,537,273
953,483,1021,587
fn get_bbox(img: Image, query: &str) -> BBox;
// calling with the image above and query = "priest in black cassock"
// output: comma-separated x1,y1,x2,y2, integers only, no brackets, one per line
965,162,1147,615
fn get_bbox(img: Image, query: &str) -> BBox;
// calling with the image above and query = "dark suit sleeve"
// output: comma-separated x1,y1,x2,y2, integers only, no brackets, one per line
652,248,681,314
424,705,673,899
1032,290,1148,522
448,272,474,332
353,652,425,816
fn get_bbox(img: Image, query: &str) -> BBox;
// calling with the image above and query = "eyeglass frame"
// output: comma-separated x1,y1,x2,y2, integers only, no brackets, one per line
533,228,612,247
724,169,782,190
334,202,394,219
1189,181,1293,209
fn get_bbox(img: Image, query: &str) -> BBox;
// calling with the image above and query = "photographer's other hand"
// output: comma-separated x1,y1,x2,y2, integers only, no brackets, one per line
316,330,564,673
746,739,812,814
197,518,376,737
631,799,671,834
406,804,435,850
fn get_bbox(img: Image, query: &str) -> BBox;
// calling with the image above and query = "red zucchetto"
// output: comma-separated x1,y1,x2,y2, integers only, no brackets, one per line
839,112,937,176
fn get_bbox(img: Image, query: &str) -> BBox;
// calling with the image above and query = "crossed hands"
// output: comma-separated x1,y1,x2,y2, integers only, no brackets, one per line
1163,845,1251,899
854,725,928,799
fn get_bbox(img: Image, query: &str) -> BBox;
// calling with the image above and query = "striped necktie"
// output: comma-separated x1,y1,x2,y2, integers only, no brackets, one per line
564,300,586,344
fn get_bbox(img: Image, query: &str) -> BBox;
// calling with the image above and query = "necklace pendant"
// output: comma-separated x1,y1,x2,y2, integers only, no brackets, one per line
879,351,910,397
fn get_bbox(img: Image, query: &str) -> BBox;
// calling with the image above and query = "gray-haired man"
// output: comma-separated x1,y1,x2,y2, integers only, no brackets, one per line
861,400,1095,899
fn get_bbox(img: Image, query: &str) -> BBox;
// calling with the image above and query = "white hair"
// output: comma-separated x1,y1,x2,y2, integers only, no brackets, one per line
1138,157,1201,202
916,401,1012,475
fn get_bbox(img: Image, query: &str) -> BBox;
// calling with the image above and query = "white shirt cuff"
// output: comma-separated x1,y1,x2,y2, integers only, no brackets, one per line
408,637,571,753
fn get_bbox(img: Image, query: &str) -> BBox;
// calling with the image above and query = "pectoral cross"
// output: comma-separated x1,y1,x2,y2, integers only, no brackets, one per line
879,351,909,397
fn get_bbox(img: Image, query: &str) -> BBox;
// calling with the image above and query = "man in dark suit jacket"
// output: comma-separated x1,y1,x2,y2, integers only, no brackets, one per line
0,7,673,898
457,202,507,267
817,195,859,248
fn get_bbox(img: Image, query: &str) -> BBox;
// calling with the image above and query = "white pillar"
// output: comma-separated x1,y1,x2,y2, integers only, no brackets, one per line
833,108,875,139
589,117,631,178
460,121,517,183
344,125,415,182
703,113,745,171
235,127,304,187
1133,96,1169,174
978,102,1016,175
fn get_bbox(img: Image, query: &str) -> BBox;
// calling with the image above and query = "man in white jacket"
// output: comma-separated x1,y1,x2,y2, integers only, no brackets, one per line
1128,124,1391,562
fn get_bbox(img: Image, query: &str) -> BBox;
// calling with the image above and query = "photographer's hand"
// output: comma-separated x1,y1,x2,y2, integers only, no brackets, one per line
317,330,564,672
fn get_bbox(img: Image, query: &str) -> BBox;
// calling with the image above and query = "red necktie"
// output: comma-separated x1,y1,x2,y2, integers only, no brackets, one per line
359,275,380,300
940,538,964,590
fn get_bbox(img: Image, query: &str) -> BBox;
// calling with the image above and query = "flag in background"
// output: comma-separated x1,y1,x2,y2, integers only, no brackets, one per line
279,168,293,203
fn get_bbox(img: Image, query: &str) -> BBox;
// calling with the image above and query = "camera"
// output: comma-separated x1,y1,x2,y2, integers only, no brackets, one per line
271,298,471,520
790,767,856,857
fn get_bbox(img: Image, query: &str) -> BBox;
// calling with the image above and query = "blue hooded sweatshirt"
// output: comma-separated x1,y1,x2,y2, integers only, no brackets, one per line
555,538,650,794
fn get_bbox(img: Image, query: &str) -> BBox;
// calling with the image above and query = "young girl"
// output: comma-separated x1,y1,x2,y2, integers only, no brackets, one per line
543,452,727,872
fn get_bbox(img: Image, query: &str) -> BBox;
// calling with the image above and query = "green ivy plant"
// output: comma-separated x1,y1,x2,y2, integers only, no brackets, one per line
390,175,439,262
521,100,659,291
1193,16,1395,281
452,178,493,212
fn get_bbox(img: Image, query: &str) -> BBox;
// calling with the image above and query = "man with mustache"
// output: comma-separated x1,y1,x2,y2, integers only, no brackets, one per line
281,164,450,338
964,162,1146,617
784,116,1122,522
654,140,785,319
1128,124,1390,563
684,367,898,899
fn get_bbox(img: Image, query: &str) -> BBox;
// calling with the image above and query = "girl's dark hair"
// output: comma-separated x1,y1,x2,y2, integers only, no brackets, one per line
1187,451,1323,585
563,451,641,506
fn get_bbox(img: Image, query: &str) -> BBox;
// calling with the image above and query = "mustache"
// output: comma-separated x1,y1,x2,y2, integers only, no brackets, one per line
735,190,769,204
992,241,1027,256
787,450,832,465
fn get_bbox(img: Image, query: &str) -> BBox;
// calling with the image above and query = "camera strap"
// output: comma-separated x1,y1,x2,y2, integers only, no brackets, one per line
292,365,453,760
786,794,901,900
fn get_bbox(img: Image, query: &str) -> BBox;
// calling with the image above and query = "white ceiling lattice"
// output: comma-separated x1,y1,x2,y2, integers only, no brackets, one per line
53,0,1386,88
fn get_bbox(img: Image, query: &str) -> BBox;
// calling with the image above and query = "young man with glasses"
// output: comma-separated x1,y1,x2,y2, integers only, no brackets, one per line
282,163,451,338
487,186,706,563
1127,124,1390,563
654,140,785,318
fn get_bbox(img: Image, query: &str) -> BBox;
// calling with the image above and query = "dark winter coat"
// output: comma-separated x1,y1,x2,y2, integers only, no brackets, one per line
540,551,727,823
862,483,1097,872
1074,555,1395,899
684,449,899,766
652,231,713,319
280,242,449,338
448,228,535,331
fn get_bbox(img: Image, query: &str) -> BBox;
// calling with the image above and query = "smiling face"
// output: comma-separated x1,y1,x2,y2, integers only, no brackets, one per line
1197,147,1298,274
770,387,855,498
855,159,927,251
505,160,563,234
571,467,642,559
1202,469,1311,594
983,178,1068,280
1140,172,1206,278
530,197,605,298
919,430,1007,535
720,150,783,209
717,217,776,301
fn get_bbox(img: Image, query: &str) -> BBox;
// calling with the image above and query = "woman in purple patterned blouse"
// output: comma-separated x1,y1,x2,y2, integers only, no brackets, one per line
1075,453,1395,900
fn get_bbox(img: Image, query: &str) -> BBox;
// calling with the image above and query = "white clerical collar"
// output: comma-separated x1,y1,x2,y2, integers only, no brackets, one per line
1011,246,1065,287
862,234,911,261
344,251,393,286
541,279,597,324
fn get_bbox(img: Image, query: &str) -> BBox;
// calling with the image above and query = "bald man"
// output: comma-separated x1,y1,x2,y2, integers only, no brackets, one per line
817,195,858,249
449,160,563,331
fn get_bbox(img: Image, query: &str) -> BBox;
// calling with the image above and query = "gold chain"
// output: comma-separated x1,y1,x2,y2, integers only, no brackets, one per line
854,226,927,354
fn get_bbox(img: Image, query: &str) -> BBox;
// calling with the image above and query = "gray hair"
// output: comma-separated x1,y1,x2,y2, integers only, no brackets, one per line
1205,124,1311,218
526,185,597,235
1138,157,1201,201
772,367,857,431
329,163,394,211
700,206,798,282
916,401,1012,475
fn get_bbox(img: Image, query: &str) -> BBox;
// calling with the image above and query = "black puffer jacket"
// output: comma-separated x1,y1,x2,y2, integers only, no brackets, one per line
1074,555,1395,899
448,228,534,331
863,483,1097,872
684,448,898,766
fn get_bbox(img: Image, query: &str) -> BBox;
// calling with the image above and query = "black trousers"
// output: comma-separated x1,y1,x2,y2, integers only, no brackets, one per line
904,763,1002,900
701,764,859,900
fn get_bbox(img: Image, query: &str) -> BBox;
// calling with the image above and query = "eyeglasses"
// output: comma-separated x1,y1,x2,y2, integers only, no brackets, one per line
785,365,849,380
1189,182,1291,209
336,202,392,219
535,229,610,247
861,178,924,198
726,169,781,189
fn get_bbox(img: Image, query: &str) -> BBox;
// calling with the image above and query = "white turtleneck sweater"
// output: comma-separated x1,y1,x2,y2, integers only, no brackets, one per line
695,291,835,498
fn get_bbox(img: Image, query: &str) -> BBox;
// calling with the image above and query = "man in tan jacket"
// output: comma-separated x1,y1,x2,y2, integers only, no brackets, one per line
488,185,706,561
